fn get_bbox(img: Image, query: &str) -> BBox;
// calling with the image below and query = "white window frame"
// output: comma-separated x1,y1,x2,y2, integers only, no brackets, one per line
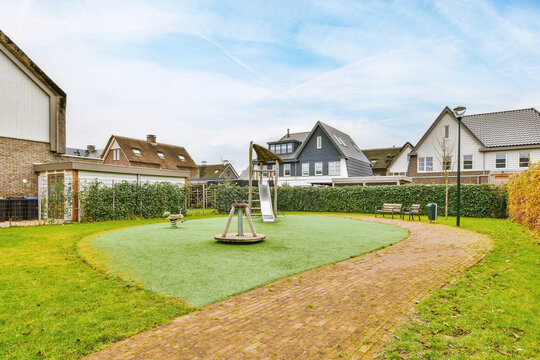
178,154,186,161
314,162,323,176
328,161,340,175
281,143,287,154
287,143,293,153
302,163,309,176
157,151,165,159
463,155,473,170
519,152,530,168
495,153,506,169
270,145,275,153
444,125,450,139
112,149,120,161
418,156,433,172
316,136,322,149
132,148,142,156
283,163,291,177
275,145,281,155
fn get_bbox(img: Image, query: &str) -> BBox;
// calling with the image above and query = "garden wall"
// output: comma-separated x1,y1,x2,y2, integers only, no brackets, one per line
507,163,540,231
216,184,508,218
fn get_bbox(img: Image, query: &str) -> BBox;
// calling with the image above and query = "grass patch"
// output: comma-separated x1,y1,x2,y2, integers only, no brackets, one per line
80,215,408,306
0,212,218,359
381,216,540,359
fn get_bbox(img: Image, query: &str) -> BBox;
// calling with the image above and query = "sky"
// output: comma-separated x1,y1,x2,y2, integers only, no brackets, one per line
1,0,539,170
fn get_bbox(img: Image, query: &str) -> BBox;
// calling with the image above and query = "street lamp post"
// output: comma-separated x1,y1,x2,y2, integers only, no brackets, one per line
453,106,466,227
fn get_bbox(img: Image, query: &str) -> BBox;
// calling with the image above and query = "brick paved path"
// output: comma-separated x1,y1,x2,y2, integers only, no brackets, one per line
87,216,492,360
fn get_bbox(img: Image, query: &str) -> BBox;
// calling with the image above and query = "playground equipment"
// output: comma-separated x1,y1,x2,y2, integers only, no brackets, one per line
248,141,283,223
214,202,265,243
166,214,184,228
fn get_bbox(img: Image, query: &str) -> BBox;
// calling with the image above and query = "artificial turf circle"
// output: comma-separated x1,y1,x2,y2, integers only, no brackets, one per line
81,215,408,306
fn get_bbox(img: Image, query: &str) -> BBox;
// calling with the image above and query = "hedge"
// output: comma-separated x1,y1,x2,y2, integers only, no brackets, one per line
508,162,540,231
80,181,187,222
216,184,508,218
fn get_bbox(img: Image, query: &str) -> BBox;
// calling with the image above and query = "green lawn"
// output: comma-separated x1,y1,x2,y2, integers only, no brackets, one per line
0,216,214,360
380,216,540,359
80,215,408,306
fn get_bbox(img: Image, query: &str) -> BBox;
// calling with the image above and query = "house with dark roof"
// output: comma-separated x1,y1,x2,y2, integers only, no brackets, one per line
409,107,540,185
190,162,239,185
362,142,413,176
265,121,373,186
100,134,199,179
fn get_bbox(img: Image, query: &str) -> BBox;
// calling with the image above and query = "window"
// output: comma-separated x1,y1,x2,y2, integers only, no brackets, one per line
284,163,291,176
302,163,309,176
334,135,347,146
287,143,293,153
315,162,323,175
275,145,281,154
156,151,165,159
281,143,287,154
443,156,452,171
519,152,530,168
132,148,142,156
112,149,120,161
270,145,275,153
463,155,473,170
418,157,433,172
178,154,186,161
444,125,450,139
495,153,506,168
316,136,322,149
328,161,340,175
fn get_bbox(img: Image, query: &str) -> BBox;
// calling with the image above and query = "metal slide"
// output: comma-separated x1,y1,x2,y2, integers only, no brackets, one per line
258,182,275,223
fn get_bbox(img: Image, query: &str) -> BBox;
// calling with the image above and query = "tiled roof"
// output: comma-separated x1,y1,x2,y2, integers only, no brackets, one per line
279,131,310,142
318,122,370,163
462,108,540,148
65,147,103,159
197,164,238,179
110,136,197,170
361,146,403,170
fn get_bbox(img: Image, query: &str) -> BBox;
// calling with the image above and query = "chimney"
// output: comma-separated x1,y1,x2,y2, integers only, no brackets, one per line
87,145,96,152
222,159,229,165
286,128,290,138
202,161,207,165
146,134,157,144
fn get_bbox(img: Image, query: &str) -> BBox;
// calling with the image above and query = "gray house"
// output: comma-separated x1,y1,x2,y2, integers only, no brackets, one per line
266,121,373,186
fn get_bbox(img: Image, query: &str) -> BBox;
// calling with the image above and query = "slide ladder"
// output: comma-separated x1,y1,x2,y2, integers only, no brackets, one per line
258,182,275,223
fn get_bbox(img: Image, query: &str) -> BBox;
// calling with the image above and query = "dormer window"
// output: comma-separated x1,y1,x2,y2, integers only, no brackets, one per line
157,151,165,159
178,154,186,161
132,148,142,156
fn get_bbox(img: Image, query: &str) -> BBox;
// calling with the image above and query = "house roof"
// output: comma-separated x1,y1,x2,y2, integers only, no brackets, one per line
102,135,197,170
198,163,239,179
362,146,404,170
462,108,540,148
317,121,370,163
279,131,310,142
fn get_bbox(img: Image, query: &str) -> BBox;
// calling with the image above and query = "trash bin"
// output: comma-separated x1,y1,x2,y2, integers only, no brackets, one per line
8,197,26,221
0,197,7,222
426,203,438,223
24,197,39,220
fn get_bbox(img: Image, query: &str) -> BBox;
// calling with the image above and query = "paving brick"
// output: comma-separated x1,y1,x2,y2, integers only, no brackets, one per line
86,216,492,360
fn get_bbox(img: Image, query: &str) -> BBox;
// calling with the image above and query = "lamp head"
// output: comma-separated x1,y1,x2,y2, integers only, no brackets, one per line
453,106,467,117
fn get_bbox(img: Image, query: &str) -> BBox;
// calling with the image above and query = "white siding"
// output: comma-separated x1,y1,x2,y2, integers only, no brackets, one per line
416,113,484,172
140,175,186,185
485,149,540,171
78,171,138,187
0,47,50,142
388,145,412,174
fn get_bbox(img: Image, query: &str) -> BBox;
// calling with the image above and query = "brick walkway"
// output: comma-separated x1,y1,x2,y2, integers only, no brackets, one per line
87,216,492,360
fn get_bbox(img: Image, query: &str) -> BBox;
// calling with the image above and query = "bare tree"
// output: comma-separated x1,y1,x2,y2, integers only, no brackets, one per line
435,136,455,219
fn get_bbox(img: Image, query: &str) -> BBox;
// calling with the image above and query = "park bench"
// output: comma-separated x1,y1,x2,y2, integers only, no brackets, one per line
402,204,421,221
375,203,402,219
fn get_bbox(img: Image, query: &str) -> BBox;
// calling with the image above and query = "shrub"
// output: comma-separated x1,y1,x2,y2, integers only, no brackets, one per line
215,183,507,218
507,162,540,231
80,181,187,222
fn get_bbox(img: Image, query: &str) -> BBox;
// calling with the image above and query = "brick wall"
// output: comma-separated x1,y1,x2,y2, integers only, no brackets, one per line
408,154,489,184
0,137,99,197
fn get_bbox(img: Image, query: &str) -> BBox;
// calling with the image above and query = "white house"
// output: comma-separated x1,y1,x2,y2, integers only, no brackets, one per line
408,107,540,184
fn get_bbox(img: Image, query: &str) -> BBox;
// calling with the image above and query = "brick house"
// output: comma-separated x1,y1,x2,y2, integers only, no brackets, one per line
408,107,540,184
100,135,199,179
0,29,72,198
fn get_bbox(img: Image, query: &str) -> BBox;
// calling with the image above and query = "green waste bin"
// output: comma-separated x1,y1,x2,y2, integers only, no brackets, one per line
426,203,438,223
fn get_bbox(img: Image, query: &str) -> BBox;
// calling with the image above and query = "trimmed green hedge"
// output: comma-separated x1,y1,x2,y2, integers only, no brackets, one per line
80,181,187,222
216,184,507,218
